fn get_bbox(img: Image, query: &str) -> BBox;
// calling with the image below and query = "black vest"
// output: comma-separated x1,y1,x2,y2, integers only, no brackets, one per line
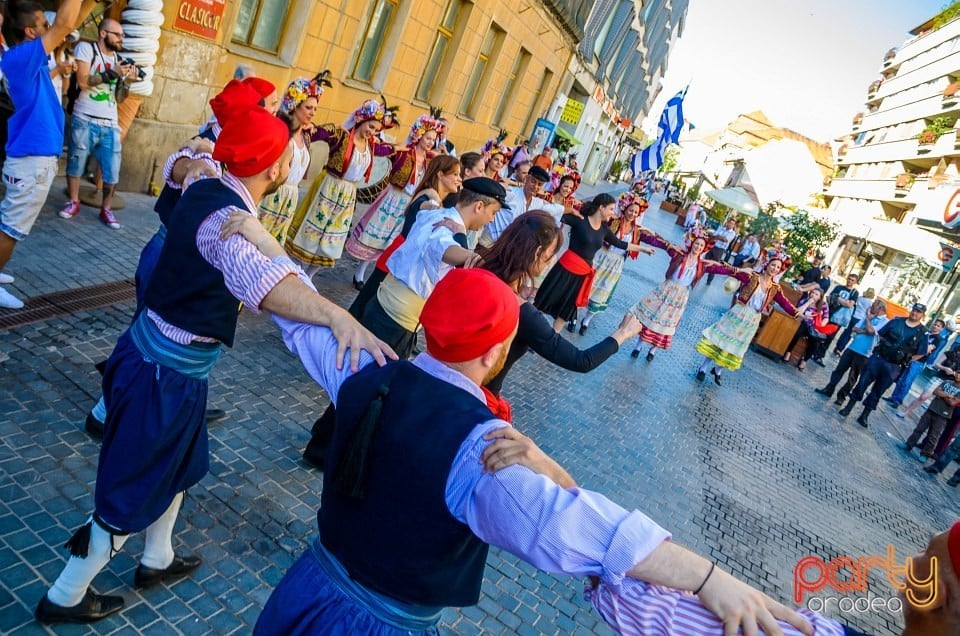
320,361,492,607
144,178,245,347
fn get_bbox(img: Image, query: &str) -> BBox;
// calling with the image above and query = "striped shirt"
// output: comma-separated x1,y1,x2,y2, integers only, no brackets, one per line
147,172,305,345
588,579,847,635
162,147,220,190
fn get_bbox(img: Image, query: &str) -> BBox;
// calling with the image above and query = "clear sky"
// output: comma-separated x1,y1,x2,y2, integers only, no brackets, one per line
643,0,948,142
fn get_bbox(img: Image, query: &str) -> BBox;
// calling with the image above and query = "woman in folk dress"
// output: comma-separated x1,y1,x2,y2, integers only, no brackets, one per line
695,252,799,386
345,114,443,286
285,99,395,274
258,75,329,242
579,192,649,334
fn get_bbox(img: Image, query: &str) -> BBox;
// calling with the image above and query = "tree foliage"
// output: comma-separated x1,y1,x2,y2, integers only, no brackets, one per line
659,144,679,175
780,209,839,279
934,1,960,28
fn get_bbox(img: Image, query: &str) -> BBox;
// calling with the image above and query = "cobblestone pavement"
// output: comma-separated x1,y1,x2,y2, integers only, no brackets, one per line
1,183,955,635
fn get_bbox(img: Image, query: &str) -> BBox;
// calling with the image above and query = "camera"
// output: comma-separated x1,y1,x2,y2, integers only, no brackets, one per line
123,58,147,80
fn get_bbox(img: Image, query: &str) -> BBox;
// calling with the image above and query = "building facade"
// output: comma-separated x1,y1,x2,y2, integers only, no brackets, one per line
825,9,960,313
114,0,588,191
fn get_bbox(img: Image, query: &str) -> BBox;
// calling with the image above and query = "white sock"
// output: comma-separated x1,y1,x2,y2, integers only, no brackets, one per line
699,357,713,373
582,311,596,327
91,396,107,423
633,336,643,352
47,518,129,607
354,261,371,282
140,492,183,570
713,367,722,378
648,345,656,357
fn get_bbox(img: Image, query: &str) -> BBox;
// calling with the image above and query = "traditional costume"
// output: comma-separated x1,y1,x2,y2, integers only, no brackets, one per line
695,255,798,377
257,268,671,634
586,193,647,317
258,76,327,242
345,114,442,262
286,100,395,271
37,109,296,624
631,229,733,357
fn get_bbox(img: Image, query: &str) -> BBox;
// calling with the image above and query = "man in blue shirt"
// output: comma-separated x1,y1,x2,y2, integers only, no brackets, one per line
815,298,888,403
0,0,96,309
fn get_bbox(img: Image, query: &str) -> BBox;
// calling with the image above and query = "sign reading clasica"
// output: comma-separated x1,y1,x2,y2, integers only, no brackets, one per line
174,0,226,41
560,98,584,125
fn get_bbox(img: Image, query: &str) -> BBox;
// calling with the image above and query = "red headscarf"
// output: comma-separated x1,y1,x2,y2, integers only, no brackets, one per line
420,269,519,363
949,521,960,576
213,107,290,177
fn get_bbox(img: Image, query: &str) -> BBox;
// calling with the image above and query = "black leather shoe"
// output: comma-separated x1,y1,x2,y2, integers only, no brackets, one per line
948,477,960,487
134,555,201,589
814,387,832,397
857,411,870,428
302,444,326,471
814,358,826,367
711,368,722,386
924,464,941,474
838,403,854,417
646,351,655,362
84,412,104,439
205,408,226,423
94,359,107,376
630,349,640,359
353,277,364,291
578,323,588,336
566,321,576,333
696,370,706,382
35,590,123,624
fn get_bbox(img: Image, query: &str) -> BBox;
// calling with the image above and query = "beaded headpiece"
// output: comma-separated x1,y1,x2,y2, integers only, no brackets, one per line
766,248,792,272
618,192,645,214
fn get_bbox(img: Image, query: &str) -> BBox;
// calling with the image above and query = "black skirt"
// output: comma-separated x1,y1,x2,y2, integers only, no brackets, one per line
534,263,585,322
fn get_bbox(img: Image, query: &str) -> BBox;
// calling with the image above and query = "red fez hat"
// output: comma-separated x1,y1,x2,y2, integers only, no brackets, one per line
949,521,960,576
212,107,290,178
420,269,519,363
243,76,276,99
209,80,261,126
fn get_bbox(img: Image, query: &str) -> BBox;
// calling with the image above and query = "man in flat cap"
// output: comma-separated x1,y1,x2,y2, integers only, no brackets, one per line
255,267,813,636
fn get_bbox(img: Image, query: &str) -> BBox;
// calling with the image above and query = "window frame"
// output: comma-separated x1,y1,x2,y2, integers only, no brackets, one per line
522,68,554,136
493,48,530,127
231,0,295,54
416,0,468,103
459,22,504,119
352,0,402,84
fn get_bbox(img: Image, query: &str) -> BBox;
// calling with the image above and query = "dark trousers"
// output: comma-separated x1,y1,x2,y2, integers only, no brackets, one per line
348,267,388,320
705,246,728,284
824,350,868,400
848,355,902,411
906,410,950,457
305,296,418,463
930,432,960,471
786,323,821,362
832,314,859,354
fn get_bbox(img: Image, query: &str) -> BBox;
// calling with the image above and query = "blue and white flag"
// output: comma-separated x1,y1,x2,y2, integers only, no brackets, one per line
631,88,687,172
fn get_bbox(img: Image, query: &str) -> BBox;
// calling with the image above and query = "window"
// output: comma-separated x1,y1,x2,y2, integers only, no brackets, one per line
353,0,400,83
232,0,292,52
416,0,467,102
493,49,530,126
593,7,617,61
460,24,503,118
521,68,554,136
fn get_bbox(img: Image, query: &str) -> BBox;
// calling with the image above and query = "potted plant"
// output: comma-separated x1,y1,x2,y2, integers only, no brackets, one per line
837,144,848,157
945,81,960,106
895,173,915,192
918,129,939,147
823,175,833,188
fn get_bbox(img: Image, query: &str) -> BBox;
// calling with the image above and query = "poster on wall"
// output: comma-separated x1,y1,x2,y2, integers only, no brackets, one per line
529,118,556,156
174,0,226,41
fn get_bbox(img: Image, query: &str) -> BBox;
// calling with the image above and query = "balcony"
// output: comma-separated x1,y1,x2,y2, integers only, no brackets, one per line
852,112,863,131
944,82,960,109
882,48,899,70
866,81,883,105
894,173,915,195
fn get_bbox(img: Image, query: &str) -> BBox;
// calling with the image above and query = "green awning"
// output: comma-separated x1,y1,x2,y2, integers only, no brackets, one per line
554,127,582,146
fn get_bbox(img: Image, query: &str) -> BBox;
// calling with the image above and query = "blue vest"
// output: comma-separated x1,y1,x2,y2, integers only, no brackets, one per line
143,178,245,347
320,361,492,607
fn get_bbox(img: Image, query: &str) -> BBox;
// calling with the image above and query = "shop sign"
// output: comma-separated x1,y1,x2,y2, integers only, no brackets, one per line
944,187,960,228
561,98,584,125
174,0,225,41
937,243,960,271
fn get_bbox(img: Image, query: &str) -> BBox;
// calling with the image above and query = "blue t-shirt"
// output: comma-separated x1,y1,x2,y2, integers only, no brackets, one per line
849,315,889,357
2,38,64,157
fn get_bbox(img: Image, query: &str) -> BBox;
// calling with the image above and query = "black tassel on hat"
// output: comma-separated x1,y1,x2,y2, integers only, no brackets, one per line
64,520,93,559
331,383,391,500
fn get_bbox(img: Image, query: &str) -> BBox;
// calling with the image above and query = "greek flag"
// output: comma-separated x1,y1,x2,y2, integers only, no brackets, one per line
631,88,687,172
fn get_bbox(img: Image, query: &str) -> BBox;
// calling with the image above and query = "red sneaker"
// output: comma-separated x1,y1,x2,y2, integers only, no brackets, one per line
58,200,80,219
99,207,121,229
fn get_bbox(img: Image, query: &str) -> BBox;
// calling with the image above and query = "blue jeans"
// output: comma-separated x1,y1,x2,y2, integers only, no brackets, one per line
66,113,122,184
890,360,923,405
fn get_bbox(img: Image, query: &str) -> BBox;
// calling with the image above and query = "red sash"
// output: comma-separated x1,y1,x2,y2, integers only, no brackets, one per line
558,250,595,308
481,386,512,422
375,235,405,273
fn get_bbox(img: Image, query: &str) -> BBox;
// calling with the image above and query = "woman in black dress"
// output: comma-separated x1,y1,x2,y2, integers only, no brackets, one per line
348,155,462,318
482,210,642,402
534,193,650,332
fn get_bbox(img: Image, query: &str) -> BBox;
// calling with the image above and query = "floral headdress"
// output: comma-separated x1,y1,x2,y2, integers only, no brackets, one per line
618,192,647,214
684,226,715,252
552,164,582,192
765,248,792,272
483,129,512,159
405,114,444,146
343,99,387,130
281,78,322,115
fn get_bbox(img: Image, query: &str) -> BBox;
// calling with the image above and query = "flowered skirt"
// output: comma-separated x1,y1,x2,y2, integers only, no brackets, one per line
587,248,626,313
695,302,761,370
633,279,690,350
286,171,358,268
258,183,300,244
345,185,412,261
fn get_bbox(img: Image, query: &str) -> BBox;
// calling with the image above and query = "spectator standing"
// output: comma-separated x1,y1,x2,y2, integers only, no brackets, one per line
57,18,137,229
903,376,960,461
813,273,859,364
886,319,946,409
704,218,737,284
833,287,875,355
0,0,96,309
816,299,889,403
532,145,553,172
43,11,76,98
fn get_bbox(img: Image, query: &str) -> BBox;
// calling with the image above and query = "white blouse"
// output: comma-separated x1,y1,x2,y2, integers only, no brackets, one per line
343,144,372,182
286,140,311,186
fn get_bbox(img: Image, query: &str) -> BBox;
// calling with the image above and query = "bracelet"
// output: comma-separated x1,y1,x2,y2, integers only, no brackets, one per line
693,562,716,595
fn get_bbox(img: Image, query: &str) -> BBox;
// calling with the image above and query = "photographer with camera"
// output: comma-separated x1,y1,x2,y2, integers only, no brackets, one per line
838,303,929,428
58,17,139,229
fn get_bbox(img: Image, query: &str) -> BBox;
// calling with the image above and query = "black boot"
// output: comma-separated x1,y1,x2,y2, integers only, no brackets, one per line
815,385,834,398
856,408,872,428
838,400,855,417
948,474,960,487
